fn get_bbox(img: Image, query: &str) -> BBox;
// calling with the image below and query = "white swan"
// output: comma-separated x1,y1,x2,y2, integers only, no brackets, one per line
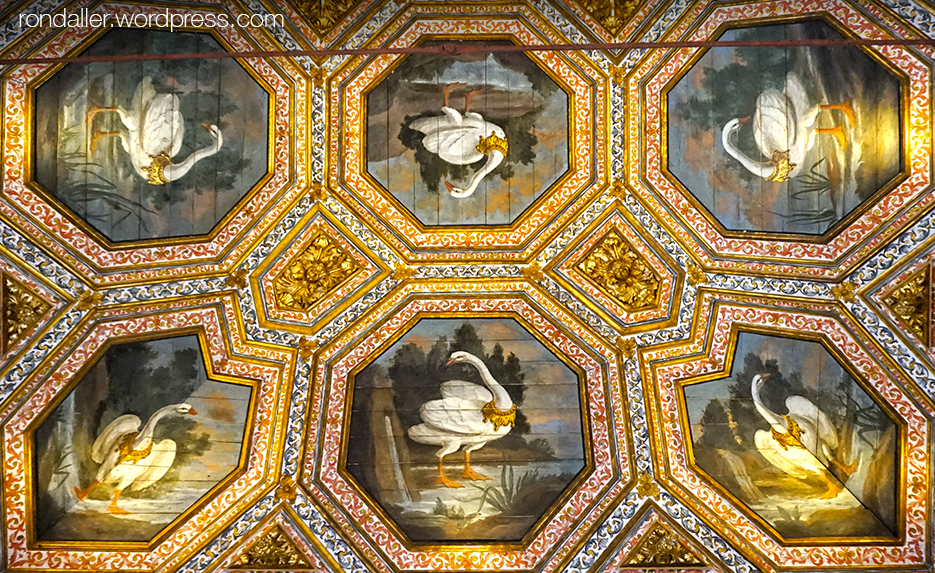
409,83,508,198
751,374,855,499
73,403,198,514
408,351,516,488
87,76,223,185
721,72,854,182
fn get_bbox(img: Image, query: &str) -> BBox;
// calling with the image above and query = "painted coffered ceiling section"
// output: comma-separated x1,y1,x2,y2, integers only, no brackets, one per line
0,0,934,572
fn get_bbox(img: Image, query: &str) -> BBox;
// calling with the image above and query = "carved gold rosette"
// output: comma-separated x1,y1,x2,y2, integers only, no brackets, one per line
577,228,661,312
233,524,310,569
624,522,704,567
290,0,359,37
1,273,51,353
273,232,360,312
883,265,931,346
573,0,644,35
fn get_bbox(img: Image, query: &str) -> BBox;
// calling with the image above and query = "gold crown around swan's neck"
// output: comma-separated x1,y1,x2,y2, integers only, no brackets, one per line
476,133,509,156
482,400,516,431
145,153,173,185
765,149,795,182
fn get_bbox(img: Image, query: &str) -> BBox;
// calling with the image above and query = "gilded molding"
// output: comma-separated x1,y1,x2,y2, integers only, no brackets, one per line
572,0,645,35
291,0,359,37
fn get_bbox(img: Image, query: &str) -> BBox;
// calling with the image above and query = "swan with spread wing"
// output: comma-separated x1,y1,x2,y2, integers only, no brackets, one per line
74,403,198,514
408,351,516,488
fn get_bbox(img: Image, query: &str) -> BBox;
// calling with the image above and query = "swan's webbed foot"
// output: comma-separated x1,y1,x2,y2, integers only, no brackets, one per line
107,503,130,515
819,474,843,500
462,467,491,481
435,475,464,488
818,125,848,149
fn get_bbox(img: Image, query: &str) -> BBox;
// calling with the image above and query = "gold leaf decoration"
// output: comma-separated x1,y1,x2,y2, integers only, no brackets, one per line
574,0,645,36
226,268,249,290
275,475,299,503
523,262,545,282
291,0,359,38
634,472,659,498
233,524,310,569
1,273,51,353
831,280,857,303
624,522,703,567
883,265,931,346
76,289,102,311
578,229,660,311
274,232,360,311
686,265,707,286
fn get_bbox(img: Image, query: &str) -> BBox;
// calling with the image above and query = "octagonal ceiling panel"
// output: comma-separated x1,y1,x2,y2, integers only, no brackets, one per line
642,292,930,570
3,4,308,282
0,300,290,570
627,1,932,277
303,282,627,571
332,5,607,260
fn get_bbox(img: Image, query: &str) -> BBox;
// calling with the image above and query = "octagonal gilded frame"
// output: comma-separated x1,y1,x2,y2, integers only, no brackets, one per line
626,0,933,278
330,5,608,261
303,282,628,572
1,3,308,283
641,291,930,570
0,298,292,571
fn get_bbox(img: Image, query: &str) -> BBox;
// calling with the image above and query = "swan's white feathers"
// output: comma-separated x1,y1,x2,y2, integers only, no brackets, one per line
439,379,493,403
785,395,839,451
91,414,141,464
130,439,177,491
418,396,490,435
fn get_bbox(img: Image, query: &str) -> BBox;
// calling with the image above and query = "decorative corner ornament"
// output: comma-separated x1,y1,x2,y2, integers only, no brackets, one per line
831,280,857,303
290,0,358,38
617,336,637,359
623,522,704,567
76,289,103,311
574,0,644,36
686,264,707,286
393,265,416,281
226,268,249,290
577,229,660,311
309,181,328,201
635,472,659,499
309,66,326,89
609,179,626,200
1,274,51,354
275,475,299,504
232,523,310,569
297,336,317,361
523,262,545,282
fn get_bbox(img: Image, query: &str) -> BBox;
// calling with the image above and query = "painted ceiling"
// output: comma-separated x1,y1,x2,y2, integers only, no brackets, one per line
0,0,933,572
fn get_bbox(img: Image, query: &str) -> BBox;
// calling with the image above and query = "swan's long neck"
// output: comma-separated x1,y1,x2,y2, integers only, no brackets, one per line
722,122,774,179
465,354,512,409
447,150,504,198
134,405,179,448
163,130,224,182
751,379,785,430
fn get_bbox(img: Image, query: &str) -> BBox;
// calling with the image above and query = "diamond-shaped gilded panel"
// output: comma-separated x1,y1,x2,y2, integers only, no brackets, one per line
257,211,384,330
1,270,53,355
555,211,679,328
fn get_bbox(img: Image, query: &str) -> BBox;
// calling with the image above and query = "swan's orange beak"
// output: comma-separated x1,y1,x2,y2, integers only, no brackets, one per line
201,123,212,131
739,116,751,125
188,408,198,415
760,373,770,381
445,358,456,366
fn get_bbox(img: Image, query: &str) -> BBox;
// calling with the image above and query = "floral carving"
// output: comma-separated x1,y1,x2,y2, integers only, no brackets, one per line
883,265,931,346
1,274,51,353
274,232,360,311
291,0,359,37
577,229,660,311
233,524,310,568
574,0,644,35
624,522,703,566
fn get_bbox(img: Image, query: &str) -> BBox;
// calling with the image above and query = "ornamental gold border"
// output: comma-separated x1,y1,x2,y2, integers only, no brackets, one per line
639,293,930,570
